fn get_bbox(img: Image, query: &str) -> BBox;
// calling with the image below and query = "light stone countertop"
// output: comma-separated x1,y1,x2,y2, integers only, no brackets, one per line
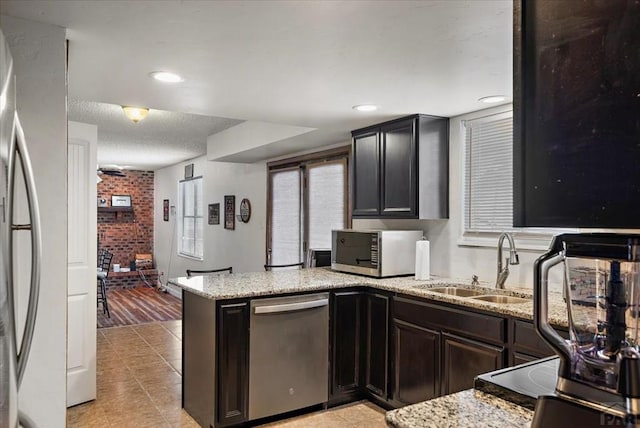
169,267,568,327
385,389,533,428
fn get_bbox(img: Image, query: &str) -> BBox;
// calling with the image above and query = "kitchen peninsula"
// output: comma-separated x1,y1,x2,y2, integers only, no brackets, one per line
170,268,567,427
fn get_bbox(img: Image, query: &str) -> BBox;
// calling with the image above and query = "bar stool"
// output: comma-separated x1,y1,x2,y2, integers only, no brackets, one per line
264,262,304,271
186,267,233,277
97,250,113,318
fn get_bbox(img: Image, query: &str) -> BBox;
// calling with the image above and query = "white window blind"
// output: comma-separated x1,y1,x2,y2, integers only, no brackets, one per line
178,177,203,259
270,169,302,265
307,160,346,250
464,111,514,232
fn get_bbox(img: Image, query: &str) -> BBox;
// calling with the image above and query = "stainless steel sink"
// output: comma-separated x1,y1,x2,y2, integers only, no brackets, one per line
471,295,531,304
427,287,486,297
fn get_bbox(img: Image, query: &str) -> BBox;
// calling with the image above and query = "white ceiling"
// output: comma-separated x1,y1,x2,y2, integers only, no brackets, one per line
68,99,242,170
2,0,513,169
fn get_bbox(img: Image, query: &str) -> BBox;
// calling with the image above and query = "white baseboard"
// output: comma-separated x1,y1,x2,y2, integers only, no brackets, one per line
164,283,182,299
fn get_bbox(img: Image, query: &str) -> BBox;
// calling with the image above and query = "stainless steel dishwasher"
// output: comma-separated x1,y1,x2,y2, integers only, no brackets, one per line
248,292,329,420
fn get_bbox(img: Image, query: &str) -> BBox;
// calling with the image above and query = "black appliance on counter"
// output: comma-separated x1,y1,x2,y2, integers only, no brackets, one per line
475,357,559,411
533,234,640,427
306,249,331,268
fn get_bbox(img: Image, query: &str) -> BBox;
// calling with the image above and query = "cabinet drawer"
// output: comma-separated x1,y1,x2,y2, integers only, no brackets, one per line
511,319,567,358
394,296,506,345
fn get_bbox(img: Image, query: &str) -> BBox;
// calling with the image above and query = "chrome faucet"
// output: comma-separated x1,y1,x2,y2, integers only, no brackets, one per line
496,232,519,289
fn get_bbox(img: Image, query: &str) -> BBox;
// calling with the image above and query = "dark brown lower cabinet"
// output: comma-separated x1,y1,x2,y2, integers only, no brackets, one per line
183,291,217,428
331,291,363,402
392,320,440,406
509,319,568,367
442,333,505,395
364,292,389,399
217,301,249,427
186,290,565,428
512,351,541,366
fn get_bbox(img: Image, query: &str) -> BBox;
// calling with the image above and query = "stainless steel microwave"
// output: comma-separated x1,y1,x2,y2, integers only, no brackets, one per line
331,229,423,277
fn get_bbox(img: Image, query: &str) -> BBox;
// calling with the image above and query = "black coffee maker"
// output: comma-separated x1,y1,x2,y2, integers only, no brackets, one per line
533,234,640,427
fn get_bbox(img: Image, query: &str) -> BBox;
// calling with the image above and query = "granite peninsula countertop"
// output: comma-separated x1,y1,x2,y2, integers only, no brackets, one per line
169,268,568,326
385,389,533,428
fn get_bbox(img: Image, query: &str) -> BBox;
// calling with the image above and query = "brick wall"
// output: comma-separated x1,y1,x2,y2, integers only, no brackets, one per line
107,269,158,289
98,170,154,269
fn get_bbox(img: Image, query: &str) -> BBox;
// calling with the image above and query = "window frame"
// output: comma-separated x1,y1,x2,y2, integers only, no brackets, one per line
177,176,204,260
266,146,351,264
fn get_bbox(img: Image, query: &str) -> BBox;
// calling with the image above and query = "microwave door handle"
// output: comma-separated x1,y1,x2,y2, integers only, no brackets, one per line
8,114,43,387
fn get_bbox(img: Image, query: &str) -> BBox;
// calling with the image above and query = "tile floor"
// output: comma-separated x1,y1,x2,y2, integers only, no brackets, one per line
257,401,388,427
67,320,387,427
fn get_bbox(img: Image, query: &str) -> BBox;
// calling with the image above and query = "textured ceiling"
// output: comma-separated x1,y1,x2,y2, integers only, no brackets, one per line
68,99,242,170
3,1,512,164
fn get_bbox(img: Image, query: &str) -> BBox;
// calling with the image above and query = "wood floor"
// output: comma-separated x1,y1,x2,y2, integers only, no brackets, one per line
97,286,182,328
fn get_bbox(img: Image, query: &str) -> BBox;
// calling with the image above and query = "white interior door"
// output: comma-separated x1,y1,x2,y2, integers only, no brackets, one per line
66,121,97,406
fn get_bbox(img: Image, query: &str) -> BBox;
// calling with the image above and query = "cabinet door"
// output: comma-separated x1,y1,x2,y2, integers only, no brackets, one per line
217,302,249,427
364,292,389,399
331,291,363,401
380,118,417,217
392,320,440,406
510,319,568,366
352,130,380,216
514,1,640,228
512,352,540,367
442,333,505,395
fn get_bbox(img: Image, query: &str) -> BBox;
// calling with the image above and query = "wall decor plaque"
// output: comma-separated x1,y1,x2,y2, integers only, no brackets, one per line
184,163,194,179
111,194,132,207
224,195,235,230
163,199,169,221
208,203,220,225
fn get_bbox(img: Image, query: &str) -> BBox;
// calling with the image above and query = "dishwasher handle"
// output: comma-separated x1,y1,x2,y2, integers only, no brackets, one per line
254,298,328,315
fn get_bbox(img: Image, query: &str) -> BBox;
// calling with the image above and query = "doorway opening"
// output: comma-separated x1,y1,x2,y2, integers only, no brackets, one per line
97,170,181,328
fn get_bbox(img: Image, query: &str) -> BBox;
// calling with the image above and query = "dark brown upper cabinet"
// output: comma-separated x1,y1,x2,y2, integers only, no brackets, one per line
351,114,449,219
514,0,640,228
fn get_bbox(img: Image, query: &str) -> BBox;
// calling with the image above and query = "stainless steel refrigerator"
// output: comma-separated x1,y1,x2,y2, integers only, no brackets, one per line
0,28,42,428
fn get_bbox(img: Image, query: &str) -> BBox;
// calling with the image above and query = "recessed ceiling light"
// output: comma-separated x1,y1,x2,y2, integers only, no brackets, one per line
149,71,184,83
478,95,506,104
352,104,378,112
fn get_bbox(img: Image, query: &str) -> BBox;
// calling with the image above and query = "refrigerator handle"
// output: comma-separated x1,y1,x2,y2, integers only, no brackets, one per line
8,114,42,387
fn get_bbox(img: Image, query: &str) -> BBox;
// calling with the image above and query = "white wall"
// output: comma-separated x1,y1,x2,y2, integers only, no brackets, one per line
1,15,67,427
160,105,563,293
354,104,559,290
154,156,267,291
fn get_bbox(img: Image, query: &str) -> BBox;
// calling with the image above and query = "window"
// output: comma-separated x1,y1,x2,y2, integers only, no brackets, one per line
269,168,302,264
462,109,574,248
178,177,203,259
463,110,514,233
267,148,349,265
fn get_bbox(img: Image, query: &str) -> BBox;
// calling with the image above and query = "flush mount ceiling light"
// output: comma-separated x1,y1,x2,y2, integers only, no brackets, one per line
122,106,149,124
149,71,184,83
478,95,507,104
352,104,378,112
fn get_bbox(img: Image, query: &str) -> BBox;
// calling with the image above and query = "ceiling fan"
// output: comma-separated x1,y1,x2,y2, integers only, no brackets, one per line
96,165,127,183
97,167,126,177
